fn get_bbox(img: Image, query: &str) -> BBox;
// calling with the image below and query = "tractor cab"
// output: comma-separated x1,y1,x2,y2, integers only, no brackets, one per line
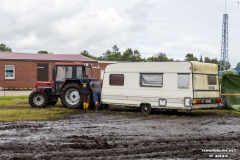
53,63,90,95
29,62,93,108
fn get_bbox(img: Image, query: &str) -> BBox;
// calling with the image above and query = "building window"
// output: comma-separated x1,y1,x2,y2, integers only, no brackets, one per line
5,65,15,79
208,75,217,85
109,74,124,86
178,73,190,89
140,73,163,87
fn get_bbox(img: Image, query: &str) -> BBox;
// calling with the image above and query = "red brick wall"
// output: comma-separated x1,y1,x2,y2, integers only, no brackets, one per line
0,61,54,89
91,62,114,80
0,61,113,89
92,67,101,79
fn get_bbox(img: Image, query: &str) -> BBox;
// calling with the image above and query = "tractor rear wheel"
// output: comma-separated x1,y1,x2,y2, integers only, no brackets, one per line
61,83,82,108
29,90,48,107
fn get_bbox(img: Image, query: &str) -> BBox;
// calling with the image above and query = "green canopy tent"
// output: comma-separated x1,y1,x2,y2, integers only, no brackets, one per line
221,68,240,111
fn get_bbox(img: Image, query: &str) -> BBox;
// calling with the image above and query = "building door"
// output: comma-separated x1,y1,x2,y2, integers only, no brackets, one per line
37,63,49,81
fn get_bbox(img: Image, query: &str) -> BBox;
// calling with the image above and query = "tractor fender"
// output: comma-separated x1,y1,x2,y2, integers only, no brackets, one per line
61,80,81,90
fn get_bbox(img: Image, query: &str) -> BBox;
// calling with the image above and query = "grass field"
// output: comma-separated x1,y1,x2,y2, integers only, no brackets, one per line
0,95,240,122
0,95,29,107
0,96,76,121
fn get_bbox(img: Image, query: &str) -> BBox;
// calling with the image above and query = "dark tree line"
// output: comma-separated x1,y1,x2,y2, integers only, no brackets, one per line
80,45,231,69
0,43,233,69
184,53,231,70
81,45,142,62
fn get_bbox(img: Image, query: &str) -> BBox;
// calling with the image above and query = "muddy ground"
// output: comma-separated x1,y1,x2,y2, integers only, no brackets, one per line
0,108,239,160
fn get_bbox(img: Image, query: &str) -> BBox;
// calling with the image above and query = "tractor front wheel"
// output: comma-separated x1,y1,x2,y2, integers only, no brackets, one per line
29,90,48,107
61,83,82,108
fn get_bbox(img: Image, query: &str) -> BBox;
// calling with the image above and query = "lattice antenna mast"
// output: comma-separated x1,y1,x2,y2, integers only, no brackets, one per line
220,0,229,71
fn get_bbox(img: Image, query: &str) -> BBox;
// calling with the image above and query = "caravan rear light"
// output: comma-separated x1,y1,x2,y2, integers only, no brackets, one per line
193,99,222,104
216,98,222,103
193,99,203,104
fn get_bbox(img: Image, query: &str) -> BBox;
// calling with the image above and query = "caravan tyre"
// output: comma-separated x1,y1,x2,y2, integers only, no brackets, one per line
141,104,152,114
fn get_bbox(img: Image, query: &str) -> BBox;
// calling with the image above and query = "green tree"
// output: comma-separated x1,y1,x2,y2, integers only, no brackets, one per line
204,57,221,69
132,50,142,62
237,62,240,67
147,53,173,62
121,49,142,62
38,50,48,54
184,53,198,61
204,57,231,70
112,45,119,53
102,45,122,61
122,48,133,61
219,60,231,70
80,50,97,59
204,57,219,65
80,50,90,57
199,55,203,62
0,43,12,52
111,45,122,60
102,49,113,60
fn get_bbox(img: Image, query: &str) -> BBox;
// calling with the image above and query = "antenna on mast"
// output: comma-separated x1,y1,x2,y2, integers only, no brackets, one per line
225,0,227,13
220,0,229,71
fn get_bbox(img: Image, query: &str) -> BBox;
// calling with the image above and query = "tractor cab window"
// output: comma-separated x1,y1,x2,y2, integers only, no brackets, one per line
76,66,84,79
56,66,73,81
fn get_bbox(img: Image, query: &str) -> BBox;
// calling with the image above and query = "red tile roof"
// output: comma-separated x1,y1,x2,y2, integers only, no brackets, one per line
0,52,97,63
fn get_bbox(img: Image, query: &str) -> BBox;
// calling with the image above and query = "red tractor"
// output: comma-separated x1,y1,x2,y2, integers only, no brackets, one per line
28,63,93,108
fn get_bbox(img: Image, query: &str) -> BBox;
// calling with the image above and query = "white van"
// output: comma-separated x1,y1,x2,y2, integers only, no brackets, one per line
101,61,222,114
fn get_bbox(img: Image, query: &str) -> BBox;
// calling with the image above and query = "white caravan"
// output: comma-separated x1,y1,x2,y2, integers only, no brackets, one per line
101,61,222,114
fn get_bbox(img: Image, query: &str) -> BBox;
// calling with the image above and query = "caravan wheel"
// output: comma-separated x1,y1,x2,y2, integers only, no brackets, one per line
140,104,152,114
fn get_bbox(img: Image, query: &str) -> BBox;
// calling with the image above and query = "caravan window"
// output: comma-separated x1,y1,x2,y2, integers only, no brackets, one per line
208,75,217,85
140,73,163,87
110,74,124,86
178,73,190,89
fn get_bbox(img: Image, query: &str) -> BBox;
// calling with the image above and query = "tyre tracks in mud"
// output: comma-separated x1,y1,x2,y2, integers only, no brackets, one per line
0,134,239,159
0,111,239,159
0,122,44,130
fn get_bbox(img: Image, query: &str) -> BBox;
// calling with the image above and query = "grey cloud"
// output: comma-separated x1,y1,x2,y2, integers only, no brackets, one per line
0,0,239,66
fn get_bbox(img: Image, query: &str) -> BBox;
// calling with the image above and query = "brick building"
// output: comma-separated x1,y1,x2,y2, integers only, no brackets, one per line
91,61,117,80
0,52,112,90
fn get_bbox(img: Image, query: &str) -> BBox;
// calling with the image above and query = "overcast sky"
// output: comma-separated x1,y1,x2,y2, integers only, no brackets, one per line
0,0,239,66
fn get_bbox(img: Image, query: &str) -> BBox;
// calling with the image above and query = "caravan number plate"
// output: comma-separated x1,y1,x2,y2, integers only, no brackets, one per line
205,99,211,103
